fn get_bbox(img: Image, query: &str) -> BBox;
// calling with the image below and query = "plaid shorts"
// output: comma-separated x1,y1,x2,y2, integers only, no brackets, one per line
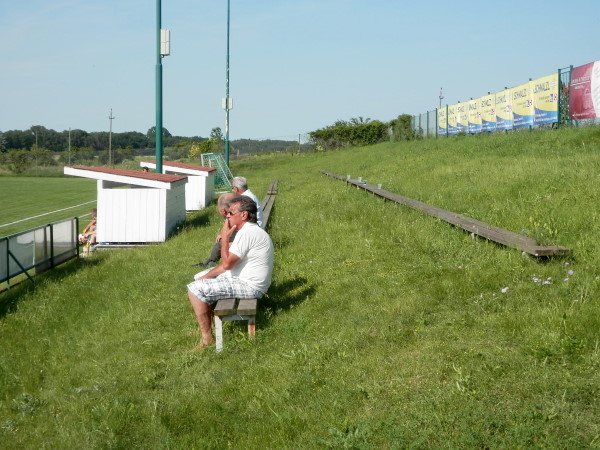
187,274,263,305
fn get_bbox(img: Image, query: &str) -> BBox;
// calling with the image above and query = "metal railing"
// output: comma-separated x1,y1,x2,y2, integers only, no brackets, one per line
1,217,79,289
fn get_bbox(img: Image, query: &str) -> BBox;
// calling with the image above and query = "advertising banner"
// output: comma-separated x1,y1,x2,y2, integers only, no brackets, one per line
570,60,600,119
480,93,496,132
447,104,459,135
456,103,468,132
468,98,482,134
495,89,513,130
438,107,447,135
512,82,534,128
533,73,559,125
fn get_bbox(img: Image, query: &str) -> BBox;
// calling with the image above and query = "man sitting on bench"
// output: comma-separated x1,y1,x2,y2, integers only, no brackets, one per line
186,195,274,350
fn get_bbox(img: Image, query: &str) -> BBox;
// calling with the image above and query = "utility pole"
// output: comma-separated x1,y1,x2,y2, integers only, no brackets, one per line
439,88,444,109
108,108,115,166
68,128,71,165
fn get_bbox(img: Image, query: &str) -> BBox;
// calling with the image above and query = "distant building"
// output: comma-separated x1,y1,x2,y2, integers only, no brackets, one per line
141,161,216,210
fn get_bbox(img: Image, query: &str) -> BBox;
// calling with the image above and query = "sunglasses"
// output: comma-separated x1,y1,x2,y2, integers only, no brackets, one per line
226,210,242,216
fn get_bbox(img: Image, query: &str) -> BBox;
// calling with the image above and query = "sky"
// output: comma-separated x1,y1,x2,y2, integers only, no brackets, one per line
1,0,599,141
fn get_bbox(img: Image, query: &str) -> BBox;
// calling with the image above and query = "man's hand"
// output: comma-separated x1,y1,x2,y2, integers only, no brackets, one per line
220,219,236,243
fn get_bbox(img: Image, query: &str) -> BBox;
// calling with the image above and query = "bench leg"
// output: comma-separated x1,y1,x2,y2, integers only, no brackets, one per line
248,316,256,339
214,315,224,353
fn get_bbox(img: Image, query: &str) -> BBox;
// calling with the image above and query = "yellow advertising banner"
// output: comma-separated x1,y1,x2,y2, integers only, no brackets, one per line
495,89,513,130
512,81,534,128
438,107,447,135
468,98,481,133
447,104,458,135
480,93,496,131
532,73,558,125
456,102,468,132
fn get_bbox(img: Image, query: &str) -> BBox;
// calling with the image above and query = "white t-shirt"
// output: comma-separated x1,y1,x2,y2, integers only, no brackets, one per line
242,189,263,228
227,222,273,293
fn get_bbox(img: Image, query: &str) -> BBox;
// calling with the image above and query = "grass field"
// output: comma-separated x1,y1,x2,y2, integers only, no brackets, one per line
1,127,599,448
0,177,97,237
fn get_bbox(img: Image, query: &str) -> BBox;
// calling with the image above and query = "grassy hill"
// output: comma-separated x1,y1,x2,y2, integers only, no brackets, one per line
1,127,599,448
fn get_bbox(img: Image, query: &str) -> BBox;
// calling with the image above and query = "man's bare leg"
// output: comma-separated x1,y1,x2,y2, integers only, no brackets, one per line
187,290,215,348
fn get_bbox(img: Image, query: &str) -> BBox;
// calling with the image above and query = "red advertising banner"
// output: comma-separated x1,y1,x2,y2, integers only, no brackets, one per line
569,60,600,119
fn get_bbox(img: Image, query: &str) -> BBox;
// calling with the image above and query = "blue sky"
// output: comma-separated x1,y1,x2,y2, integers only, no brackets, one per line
1,0,599,140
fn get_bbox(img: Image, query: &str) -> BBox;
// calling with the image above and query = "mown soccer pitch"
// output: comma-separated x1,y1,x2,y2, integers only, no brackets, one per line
0,177,97,237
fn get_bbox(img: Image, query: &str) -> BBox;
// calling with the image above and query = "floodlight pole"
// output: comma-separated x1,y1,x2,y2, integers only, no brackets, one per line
224,0,231,167
155,0,163,174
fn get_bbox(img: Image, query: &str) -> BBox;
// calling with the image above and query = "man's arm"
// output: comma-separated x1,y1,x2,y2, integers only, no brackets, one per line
197,263,227,280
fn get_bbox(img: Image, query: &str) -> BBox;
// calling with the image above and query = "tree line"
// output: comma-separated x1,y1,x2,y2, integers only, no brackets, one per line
0,125,204,153
0,125,305,174
309,114,415,150
0,125,307,156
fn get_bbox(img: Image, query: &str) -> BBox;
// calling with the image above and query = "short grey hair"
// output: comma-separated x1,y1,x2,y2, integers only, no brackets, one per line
217,193,234,209
232,176,248,191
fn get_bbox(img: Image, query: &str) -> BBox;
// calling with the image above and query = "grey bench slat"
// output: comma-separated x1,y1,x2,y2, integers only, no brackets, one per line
214,298,236,316
237,298,257,316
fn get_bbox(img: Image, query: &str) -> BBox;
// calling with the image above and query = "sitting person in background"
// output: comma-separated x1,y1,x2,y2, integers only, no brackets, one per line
79,208,97,244
232,176,263,227
197,192,236,267
187,195,274,349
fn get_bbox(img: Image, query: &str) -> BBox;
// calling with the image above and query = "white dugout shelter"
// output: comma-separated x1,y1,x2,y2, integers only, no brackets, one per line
140,161,216,210
64,166,188,244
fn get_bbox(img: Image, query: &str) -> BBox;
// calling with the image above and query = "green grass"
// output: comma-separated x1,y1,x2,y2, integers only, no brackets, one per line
0,177,97,236
1,127,599,448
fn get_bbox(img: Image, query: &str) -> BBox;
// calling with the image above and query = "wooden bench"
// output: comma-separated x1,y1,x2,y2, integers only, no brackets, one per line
213,298,257,352
321,170,570,257
260,179,278,230
212,179,278,352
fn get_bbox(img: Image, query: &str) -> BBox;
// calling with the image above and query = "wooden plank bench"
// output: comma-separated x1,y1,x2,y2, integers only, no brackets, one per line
320,170,570,257
212,179,278,352
260,179,278,230
213,298,257,353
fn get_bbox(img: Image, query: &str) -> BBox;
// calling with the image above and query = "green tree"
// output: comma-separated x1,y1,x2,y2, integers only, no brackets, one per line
188,141,214,158
146,126,172,140
309,119,388,150
389,114,415,141
29,147,56,166
7,150,31,174
210,127,224,142
58,147,97,165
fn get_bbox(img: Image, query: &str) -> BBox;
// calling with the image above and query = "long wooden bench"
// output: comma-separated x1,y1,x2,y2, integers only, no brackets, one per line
321,170,570,257
213,179,278,352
